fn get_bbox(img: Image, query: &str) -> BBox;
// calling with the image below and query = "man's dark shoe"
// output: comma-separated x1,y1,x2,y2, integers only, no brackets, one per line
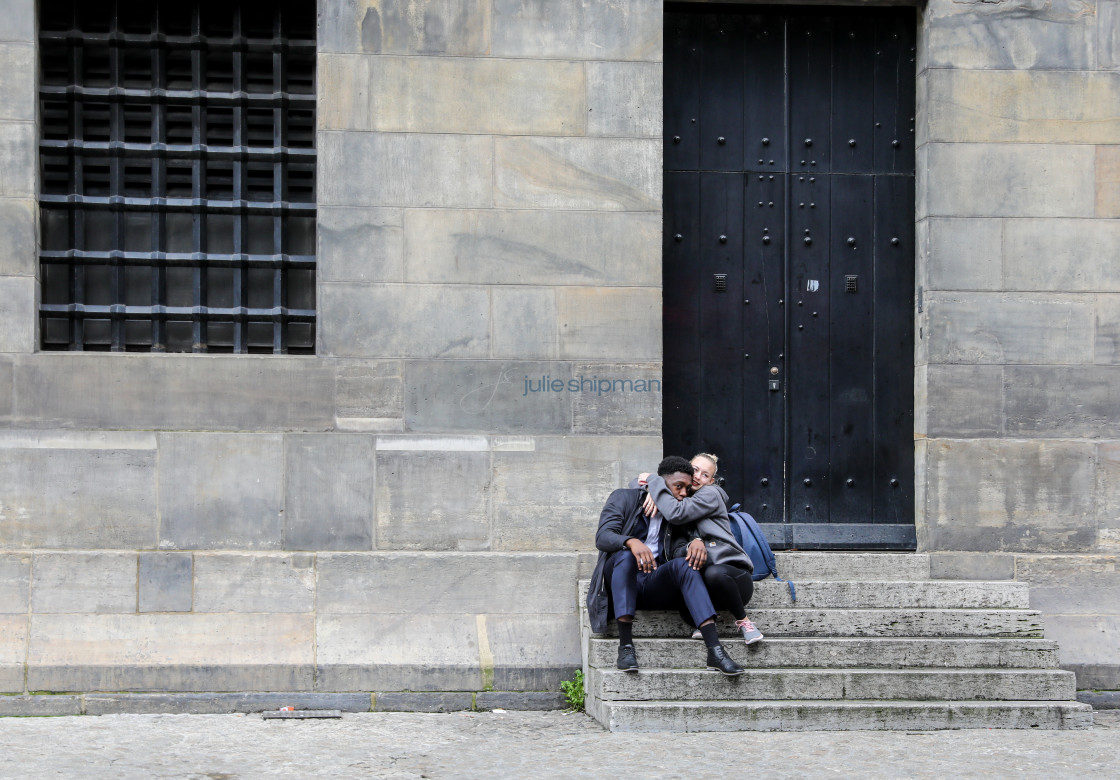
617,643,639,672
706,644,745,676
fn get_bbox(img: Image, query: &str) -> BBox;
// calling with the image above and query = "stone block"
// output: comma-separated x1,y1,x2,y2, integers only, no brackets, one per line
571,363,662,435
1069,665,1120,690
0,554,29,613
0,276,34,353
0,696,81,716
1044,614,1120,677
929,553,1015,580
923,364,1003,438
1102,0,1120,68
924,293,1094,365
374,450,490,550
1097,145,1120,218
26,613,315,691
476,691,566,710
484,613,581,691
0,198,35,276
316,552,578,614
1017,555,1120,613
0,615,25,665
403,360,572,434
924,0,1095,70
0,0,33,42
402,208,660,286
321,54,587,135
335,360,403,421
924,218,1002,291
84,692,370,715
11,355,335,431
284,434,375,551
0,437,157,549
1004,366,1120,437
315,613,483,691
30,553,136,614
925,143,1094,218
0,122,34,198
586,61,662,138
318,207,404,283
0,357,10,419
138,552,193,613
318,0,490,55
494,137,659,211
557,287,661,360
373,692,475,712
0,43,34,120
491,288,559,360
927,70,1120,144
193,554,315,613
925,439,1097,552
319,132,492,208
1003,218,1120,291
491,435,661,551
491,0,662,61
157,433,284,550
320,284,490,358
1098,442,1120,550
1099,296,1120,363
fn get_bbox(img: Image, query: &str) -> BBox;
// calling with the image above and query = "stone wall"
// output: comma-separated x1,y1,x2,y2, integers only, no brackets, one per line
0,0,663,698
0,0,1117,701
915,0,1120,689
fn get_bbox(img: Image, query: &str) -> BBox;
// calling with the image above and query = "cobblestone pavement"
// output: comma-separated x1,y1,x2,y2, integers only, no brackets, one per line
1,710,1117,779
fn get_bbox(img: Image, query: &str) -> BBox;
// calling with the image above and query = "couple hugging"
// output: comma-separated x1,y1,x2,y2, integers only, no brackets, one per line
587,454,762,676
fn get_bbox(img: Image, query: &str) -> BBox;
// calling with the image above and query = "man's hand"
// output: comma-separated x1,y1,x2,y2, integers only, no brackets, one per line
626,538,657,573
641,493,658,518
637,472,651,485
685,538,708,570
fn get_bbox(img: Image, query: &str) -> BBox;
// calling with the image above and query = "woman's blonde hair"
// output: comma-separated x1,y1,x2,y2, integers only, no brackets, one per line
691,452,719,474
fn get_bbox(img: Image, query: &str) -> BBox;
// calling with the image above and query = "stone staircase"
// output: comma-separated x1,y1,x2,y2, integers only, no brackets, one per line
579,552,1093,732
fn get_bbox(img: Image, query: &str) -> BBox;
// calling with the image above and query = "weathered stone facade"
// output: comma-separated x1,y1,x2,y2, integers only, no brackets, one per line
0,0,1116,703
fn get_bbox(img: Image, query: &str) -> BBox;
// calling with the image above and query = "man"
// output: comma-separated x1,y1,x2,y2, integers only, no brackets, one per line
586,456,745,676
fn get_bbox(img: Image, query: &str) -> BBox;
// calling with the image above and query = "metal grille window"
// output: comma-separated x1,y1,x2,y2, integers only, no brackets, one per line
38,0,316,353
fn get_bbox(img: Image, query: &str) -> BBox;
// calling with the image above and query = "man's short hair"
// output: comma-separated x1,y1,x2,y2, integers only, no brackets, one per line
657,455,694,478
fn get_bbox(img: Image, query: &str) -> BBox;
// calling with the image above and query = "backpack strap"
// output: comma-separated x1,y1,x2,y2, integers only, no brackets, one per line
728,502,796,601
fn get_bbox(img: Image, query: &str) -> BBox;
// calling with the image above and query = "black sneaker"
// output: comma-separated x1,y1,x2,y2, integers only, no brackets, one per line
616,643,639,672
706,644,745,676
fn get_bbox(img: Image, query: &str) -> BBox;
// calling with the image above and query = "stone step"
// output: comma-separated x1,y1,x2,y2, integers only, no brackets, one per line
580,578,1025,609
587,698,1094,733
585,608,1045,638
586,636,1061,670
748,579,1027,609
580,552,930,588
588,667,1077,703
772,552,930,581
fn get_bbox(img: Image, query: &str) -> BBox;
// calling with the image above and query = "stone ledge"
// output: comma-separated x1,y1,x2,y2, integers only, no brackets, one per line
0,691,567,716
1077,690,1120,710
475,691,567,711
373,692,475,712
0,695,81,716
83,692,372,716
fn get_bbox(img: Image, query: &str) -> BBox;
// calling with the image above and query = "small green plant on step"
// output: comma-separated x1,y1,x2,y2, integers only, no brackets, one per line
560,669,585,713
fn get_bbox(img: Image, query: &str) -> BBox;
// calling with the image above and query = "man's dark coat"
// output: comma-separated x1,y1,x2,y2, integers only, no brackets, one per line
586,486,676,634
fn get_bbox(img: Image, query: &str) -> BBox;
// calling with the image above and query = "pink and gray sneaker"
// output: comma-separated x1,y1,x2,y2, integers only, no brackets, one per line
736,618,763,644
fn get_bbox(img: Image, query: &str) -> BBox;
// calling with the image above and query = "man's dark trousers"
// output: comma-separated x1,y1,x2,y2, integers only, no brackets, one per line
608,549,717,625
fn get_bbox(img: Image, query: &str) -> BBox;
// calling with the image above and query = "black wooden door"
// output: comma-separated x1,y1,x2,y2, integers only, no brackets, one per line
663,5,916,549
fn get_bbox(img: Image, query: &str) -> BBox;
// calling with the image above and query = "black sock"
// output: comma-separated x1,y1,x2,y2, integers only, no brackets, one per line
618,621,634,647
698,622,720,649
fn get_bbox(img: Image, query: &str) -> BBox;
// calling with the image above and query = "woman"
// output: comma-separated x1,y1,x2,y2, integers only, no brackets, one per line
637,454,764,645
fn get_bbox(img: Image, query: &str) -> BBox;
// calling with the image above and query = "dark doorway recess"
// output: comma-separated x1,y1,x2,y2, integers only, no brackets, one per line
663,4,917,550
